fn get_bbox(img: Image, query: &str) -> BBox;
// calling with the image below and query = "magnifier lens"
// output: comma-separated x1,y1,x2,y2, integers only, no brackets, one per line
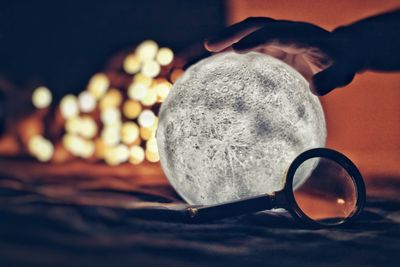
292,157,358,225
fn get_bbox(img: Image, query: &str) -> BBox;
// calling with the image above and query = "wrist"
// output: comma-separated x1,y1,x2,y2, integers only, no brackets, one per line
330,25,368,72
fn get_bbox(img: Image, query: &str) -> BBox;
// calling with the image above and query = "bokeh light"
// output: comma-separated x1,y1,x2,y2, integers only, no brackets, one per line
141,60,161,78
128,82,148,101
123,100,142,119
121,122,139,145
138,109,156,128
129,145,145,165
28,135,54,162
100,89,123,110
78,91,96,113
136,40,158,61
87,73,109,99
60,95,79,119
156,47,174,66
32,86,52,109
26,40,183,166
123,54,141,74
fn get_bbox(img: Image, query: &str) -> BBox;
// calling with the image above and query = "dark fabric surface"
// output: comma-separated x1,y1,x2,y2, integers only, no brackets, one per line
0,159,399,267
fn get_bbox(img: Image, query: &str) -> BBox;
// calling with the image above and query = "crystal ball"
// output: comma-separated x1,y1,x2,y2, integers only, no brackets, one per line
157,52,326,205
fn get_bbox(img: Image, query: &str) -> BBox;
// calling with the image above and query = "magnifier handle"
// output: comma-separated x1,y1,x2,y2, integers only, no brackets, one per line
184,193,276,223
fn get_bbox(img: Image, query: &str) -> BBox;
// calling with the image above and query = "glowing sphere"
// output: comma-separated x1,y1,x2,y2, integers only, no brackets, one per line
32,86,52,109
78,91,96,113
154,81,172,102
156,47,174,66
87,73,109,99
123,54,141,74
60,95,79,119
121,122,139,144
123,100,142,119
141,89,158,106
100,89,123,110
136,40,158,61
157,52,326,205
28,135,54,162
128,83,148,101
141,60,161,78
138,110,156,128
129,145,145,165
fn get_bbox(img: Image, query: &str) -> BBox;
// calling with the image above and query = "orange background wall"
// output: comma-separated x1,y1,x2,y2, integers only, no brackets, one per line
227,0,400,177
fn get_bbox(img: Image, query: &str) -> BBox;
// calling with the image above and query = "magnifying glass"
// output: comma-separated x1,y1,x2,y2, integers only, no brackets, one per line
182,148,366,228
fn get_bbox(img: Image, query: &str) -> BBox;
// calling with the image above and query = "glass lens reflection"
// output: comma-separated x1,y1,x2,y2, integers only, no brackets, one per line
293,157,357,225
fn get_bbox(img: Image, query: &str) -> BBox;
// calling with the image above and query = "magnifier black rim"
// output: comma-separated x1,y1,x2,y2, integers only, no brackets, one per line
284,148,366,228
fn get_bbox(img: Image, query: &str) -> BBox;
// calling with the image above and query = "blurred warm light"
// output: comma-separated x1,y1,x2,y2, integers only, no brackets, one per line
19,115,44,145
62,134,73,151
149,116,158,131
100,88,123,110
28,135,54,162
146,137,158,153
136,40,158,61
145,149,159,163
141,88,157,106
65,117,81,135
81,140,95,159
87,73,109,99
154,80,172,102
170,68,184,83
140,117,158,140
134,73,153,87
121,122,139,145
60,95,79,119
63,134,84,157
32,86,52,109
28,135,41,154
138,110,156,128
0,134,20,156
15,39,179,166
52,143,72,163
94,138,107,159
129,145,145,165
104,146,120,166
133,136,141,146
101,107,121,125
115,144,129,163
103,144,129,165
78,91,96,113
140,126,155,141
101,126,120,146
128,82,148,101
123,54,141,74
156,47,174,66
141,60,161,78
36,139,54,162
122,100,142,119
80,116,98,139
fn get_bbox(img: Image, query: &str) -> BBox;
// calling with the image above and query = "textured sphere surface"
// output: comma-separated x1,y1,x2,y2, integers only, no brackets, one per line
157,52,326,205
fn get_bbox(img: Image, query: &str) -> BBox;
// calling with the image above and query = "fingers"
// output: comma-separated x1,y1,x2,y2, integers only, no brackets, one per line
205,17,357,96
311,62,356,95
205,17,274,52
232,21,330,53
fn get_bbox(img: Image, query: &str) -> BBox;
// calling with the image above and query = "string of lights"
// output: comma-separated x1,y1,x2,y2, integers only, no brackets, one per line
28,40,184,165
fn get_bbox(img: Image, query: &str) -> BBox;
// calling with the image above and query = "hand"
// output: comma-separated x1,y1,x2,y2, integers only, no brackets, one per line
204,17,359,96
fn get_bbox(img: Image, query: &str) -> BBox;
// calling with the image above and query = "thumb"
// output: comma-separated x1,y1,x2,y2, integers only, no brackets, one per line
311,62,356,96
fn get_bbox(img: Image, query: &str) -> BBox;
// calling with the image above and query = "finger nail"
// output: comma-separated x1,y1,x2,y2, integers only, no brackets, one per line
204,41,213,52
